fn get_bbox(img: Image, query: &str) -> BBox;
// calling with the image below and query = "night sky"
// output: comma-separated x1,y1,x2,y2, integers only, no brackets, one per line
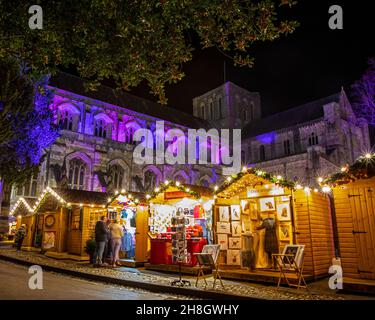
130,0,375,117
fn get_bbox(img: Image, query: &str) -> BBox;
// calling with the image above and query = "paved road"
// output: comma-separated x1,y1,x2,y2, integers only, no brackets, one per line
0,260,185,300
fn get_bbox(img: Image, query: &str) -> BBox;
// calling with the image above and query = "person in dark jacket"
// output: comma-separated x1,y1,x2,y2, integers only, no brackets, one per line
93,216,109,267
15,224,26,251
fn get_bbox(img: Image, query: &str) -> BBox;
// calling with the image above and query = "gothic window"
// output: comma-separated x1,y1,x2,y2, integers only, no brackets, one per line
200,104,205,119
58,110,74,131
218,98,223,119
110,165,124,190
210,102,214,120
174,175,187,184
68,158,86,190
283,140,291,155
200,180,209,188
250,102,254,121
94,119,109,138
124,127,135,144
243,108,248,121
144,170,158,192
259,145,266,161
16,175,38,197
308,132,319,146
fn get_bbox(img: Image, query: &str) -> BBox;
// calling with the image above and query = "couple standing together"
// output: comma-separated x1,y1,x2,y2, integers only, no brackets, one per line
93,216,124,267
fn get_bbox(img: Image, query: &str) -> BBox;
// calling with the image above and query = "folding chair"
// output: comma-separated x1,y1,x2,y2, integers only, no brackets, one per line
272,245,309,291
194,244,224,289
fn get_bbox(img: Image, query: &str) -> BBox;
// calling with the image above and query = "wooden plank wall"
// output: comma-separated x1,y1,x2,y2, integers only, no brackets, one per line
293,190,334,278
332,185,358,278
333,178,375,279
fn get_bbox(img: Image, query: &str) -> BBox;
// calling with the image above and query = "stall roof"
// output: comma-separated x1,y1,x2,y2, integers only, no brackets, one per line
322,152,375,187
107,191,147,207
9,197,35,216
215,168,296,199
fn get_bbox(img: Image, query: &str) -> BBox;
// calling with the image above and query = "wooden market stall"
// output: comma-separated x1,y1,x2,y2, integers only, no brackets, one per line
10,198,36,248
106,191,148,267
214,168,335,283
324,155,375,293
145,182,214,274
30,187,108,259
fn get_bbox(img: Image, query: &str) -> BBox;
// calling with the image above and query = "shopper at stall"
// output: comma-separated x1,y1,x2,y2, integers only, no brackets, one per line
109,219,124,267
102,218,112,262
15,224,26,251
93,216,109,267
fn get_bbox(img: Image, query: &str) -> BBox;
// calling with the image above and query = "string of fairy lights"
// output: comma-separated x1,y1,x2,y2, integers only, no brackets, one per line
10,152,375,216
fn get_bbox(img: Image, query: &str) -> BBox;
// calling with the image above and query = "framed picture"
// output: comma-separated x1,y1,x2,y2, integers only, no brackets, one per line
277,203,291,221
231,221,242,237
217,234,228,250
230,205,241,221
242,220,252,234
43,231,55,249
228,237,241,249
278,223,292,241
227,249,241,265
281,245,305,268
240,200,250,215
250,203,259,221
218,206,230,222
259,197,275,212
217,222,231,234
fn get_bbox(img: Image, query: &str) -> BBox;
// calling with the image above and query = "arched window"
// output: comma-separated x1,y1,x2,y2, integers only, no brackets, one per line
144,170,158,192
308,133,319,146
94,119,109,138
250,102,254,121
68,158,86,190
218,98,223,119
174,175,187,184
284,140,291,155
243,108,248,121
259,145,266,161
200,180,210,188
210,101,214,120
124,127,135,144
16,175,38,197
58,110,74,131
200,105,205,119
110,165,124,190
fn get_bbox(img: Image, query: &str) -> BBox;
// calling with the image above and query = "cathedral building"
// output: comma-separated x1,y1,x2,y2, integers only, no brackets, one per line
5,75,371,215
193,83,370,186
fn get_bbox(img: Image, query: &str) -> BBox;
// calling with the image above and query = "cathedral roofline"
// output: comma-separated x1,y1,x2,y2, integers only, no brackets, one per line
50,72,210,130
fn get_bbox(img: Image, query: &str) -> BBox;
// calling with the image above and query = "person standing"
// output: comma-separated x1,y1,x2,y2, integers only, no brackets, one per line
93,216,109,267
15,224,26,251
109,220,124,267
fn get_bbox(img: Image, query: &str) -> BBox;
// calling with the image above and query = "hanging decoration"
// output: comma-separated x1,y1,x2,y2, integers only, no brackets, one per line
321,152,375,187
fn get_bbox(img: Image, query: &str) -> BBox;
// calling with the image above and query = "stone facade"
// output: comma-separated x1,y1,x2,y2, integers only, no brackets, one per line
7,78,371,213
193,83,370,186
8,74,220,211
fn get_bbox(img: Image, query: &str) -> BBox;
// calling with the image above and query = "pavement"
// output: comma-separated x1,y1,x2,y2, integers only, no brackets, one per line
0,247,374,300
0,260,191,300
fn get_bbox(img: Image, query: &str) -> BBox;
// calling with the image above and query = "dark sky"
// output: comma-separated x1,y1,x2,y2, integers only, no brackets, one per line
129,0,374,117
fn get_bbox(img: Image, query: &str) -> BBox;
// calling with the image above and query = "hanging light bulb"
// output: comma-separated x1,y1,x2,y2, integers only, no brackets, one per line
121,189,125,193
322,185,331,193
214,185,218,191
296,184,303,190
365,153,372,159
317,177,323,183
164,180,169,185
226,177,232,182
175,181,180,187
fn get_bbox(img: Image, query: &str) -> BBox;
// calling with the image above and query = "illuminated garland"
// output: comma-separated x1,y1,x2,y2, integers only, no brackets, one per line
322,153,375,187
214,166,296,196
106,189,142,207
146,180,201,202
9,197,34,216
